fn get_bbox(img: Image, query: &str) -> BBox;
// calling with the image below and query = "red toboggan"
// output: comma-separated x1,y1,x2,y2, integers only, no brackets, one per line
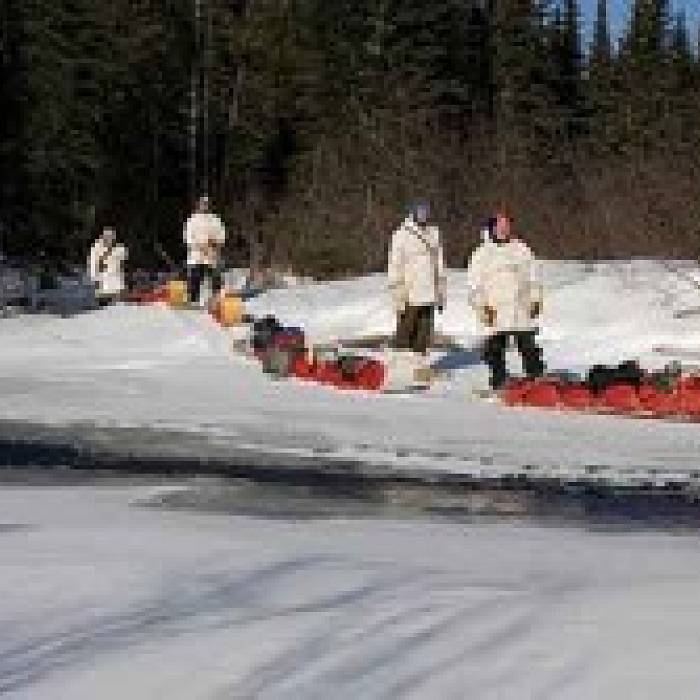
504,375,700,422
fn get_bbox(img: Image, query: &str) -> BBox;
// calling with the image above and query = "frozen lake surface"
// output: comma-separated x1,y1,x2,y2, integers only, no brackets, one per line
2,476,700,699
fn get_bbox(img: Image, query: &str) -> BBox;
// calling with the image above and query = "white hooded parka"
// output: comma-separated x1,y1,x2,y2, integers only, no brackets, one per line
88,238,127,297
184,212,226,267
388,217,446,310
467,238,543,333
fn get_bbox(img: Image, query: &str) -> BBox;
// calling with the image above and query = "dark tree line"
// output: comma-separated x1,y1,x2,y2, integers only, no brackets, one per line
1,0,699,275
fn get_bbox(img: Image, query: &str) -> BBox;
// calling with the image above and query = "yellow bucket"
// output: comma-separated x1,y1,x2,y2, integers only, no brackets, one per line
167,280,188,307
218,294,244,327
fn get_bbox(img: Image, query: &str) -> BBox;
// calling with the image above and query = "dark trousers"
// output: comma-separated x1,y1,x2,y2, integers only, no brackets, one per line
394,305,434,355
97,296,117,308
483,330,544,390
187,264,221,303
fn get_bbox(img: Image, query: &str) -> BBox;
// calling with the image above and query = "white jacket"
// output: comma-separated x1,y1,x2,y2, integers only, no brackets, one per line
88,239,127,297
388,217,446,309
467,238,543,333
184,212,226,267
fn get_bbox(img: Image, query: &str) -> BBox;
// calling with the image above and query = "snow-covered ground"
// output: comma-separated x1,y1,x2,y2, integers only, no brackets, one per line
2,481,700,699
0,261,699,484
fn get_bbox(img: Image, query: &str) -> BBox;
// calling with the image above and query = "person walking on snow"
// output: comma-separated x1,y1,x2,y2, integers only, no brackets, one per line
388,201,447,356
184,195,226,305
467,212,544,390
88,227,128,305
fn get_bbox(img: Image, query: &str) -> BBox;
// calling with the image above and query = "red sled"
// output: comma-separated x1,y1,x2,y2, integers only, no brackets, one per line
356,361,385,391
676,377,700,416
523,381,560,408
558,385,594,410
600,384,641,413
290,356,316,380
503,380,531,406
638,385,680,417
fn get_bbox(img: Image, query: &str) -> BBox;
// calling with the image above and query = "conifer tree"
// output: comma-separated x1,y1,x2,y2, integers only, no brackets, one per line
586,0,620,154
488,0,561,169
0,0,24,241
618,0,672,151
549,0,584,141
591,0,611,66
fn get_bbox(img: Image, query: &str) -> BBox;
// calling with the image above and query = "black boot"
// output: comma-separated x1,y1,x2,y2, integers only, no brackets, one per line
483,333,508,390
516,331,545,379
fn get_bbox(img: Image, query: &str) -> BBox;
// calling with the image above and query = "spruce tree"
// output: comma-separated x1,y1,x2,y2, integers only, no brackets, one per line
16,0,109,256
0,0,24,243
488,0,561,170
619,0,672,150
549,0,584,141
663,11,696,155
591,0,611,66
586,0,620,154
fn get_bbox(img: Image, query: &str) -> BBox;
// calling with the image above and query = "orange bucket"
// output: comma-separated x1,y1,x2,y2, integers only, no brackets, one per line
216,294,244,327
167,280,188,307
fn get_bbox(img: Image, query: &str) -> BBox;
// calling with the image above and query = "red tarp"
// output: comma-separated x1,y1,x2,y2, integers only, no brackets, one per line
505,377,700,421
288,355,385,391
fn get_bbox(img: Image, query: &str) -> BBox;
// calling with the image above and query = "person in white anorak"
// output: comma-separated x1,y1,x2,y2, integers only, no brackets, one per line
88,227,128,305
467,212,545,391
183,195,226,305
387,201,447,356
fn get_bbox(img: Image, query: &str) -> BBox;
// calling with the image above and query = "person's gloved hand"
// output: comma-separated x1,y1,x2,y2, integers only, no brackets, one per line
392,290,407,313
481,305,496,327
436,292,445,313
530,301,542,319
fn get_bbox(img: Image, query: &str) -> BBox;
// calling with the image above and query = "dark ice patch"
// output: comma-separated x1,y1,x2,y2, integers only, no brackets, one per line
0,523,33,533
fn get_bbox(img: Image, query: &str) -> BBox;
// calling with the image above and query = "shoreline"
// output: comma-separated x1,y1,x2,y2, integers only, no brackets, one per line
2,418,700,530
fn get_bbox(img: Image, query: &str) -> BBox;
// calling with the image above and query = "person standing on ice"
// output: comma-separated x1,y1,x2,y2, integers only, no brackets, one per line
183,195,226,305
387,201,446,356
88,227,128,305
467,212,544,391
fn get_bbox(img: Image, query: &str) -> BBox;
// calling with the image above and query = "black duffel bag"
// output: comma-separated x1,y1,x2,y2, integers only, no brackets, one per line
252,315,282,352
587,360,644,395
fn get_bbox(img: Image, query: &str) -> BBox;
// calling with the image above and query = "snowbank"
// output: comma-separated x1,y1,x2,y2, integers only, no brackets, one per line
1,261,699,484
